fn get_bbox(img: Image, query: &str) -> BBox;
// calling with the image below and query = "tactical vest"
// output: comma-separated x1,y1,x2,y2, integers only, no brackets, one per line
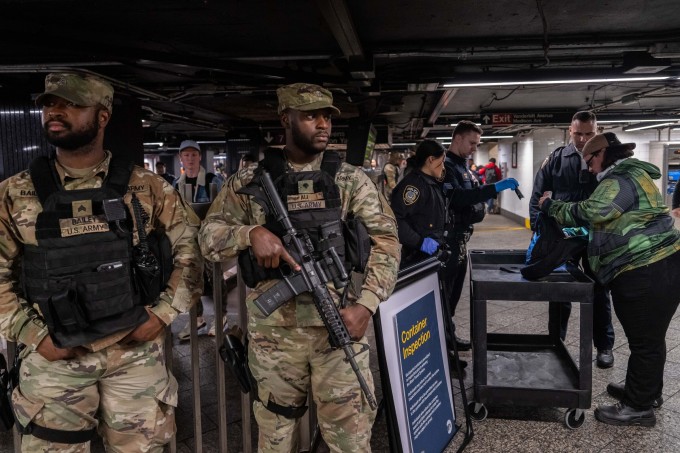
21,156,148,348
238,149,369,288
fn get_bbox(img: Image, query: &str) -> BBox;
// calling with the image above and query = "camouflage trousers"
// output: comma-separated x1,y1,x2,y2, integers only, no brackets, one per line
248,324,376,452
12,332,177,453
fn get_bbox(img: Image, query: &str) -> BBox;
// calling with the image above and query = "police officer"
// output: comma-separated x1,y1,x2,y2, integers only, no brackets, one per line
0,73,203,451
199,83,400,451
444,120,519,351
391,139,449,267
529,111,615,369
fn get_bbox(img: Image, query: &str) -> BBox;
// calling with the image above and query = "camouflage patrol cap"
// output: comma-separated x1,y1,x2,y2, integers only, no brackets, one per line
35,72,114,112
276,83,341,115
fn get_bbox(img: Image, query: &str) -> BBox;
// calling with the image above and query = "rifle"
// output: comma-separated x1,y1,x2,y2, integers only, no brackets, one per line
253,170,378,410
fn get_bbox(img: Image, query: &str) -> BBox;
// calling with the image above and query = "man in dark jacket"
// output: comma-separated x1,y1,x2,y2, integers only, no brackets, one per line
529,110,615,368
444,121,519,351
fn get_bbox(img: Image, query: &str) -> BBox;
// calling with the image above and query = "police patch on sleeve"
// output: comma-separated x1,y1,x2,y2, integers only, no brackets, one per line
403,185,419,205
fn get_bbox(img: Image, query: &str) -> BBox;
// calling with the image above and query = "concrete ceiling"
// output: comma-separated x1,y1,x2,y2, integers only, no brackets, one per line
2,0,680,148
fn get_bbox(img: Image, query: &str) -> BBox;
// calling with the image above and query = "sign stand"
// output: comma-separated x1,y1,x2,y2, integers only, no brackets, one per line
374,257,473,452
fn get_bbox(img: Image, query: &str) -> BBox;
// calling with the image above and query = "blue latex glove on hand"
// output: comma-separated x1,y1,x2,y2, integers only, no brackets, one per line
495,178,519,193
420,237,439,255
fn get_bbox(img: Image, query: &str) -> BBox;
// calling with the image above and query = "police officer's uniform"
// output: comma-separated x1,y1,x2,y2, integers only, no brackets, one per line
443,152,497,316
391,168,450,267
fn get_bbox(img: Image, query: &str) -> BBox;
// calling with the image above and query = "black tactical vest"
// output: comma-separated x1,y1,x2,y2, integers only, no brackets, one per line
238,149,358,287
21,156,148,348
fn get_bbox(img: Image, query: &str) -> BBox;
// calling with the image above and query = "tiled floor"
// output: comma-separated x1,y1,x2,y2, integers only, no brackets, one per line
2,212,679,452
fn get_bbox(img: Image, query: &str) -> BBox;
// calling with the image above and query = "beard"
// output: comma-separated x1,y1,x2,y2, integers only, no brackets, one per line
291,122,326,156
44,115,99,150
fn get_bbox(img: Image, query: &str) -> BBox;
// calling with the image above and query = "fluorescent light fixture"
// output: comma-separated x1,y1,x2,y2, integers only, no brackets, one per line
198,140,228,144
143,142,164,146
623,122,676,132
393,142,416,147
442,75,670,88
22,145,39,151
1,110,41,115
598,119,680,124
481,136,514,139
449,123,482,127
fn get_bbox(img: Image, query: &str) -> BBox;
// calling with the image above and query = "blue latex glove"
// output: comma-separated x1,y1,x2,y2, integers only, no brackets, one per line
495,178,519,193
420,237,439,255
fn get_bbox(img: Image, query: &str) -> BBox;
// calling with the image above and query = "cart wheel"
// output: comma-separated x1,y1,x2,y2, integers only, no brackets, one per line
564,408,585,429
467,401,488,421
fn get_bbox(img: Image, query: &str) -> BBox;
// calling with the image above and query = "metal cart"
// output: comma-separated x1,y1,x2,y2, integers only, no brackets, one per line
467,250,594,429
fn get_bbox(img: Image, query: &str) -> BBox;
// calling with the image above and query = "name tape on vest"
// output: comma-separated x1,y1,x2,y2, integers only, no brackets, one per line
59,214,110,237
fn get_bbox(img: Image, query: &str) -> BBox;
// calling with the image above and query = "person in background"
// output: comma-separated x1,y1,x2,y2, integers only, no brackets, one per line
155,161,175,185
381,151,404,202
174,140,224,340
240,153,258,170
444,120,519,353
0,72,202,451
529,110,615,369
478,157,502,213
539,132,680,427
199,82,399,451
468,158,480,181
173,140,224,203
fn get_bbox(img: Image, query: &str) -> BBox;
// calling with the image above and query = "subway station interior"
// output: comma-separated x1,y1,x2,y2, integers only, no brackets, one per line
2,1,680,452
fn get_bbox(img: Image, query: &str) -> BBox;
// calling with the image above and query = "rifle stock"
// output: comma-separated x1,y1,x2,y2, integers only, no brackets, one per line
254,170,378,410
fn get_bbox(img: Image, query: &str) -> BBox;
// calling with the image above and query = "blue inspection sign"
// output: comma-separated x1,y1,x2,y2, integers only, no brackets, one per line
377,266,457,453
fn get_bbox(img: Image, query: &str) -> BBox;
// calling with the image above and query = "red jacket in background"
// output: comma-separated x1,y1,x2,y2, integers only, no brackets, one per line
478,162,502,184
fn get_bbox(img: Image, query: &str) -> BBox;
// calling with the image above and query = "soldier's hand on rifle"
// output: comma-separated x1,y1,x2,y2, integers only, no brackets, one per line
36,335,87,361
249,226,301,271
340,304,373,340
122,308,165,345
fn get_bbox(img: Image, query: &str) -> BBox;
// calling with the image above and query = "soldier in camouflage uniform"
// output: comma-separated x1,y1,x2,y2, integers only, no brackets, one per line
539,132,680,427
0,73,203,452
199,83,400,452
380,152,403,202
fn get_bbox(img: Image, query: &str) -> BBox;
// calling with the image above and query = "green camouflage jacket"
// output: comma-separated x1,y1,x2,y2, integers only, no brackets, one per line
0,151,204,351
545,158,680,284
199,152,401,327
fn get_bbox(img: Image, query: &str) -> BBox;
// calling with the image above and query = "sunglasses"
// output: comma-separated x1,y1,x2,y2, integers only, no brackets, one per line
586,150,603,167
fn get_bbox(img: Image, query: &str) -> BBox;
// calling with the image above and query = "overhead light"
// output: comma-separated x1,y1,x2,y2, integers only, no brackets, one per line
22,145,39,151
143,142,164,147
448,123,482,127
598,118,679,124
198,140,227,144
623,122,676,132
442,75,671,88
481,136,514,139
393,142,416,147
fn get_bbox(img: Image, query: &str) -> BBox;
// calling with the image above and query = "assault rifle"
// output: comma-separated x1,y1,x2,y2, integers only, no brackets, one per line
254,170,378,410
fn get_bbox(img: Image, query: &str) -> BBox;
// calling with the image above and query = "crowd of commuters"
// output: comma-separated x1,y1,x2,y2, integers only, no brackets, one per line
0,72,677,453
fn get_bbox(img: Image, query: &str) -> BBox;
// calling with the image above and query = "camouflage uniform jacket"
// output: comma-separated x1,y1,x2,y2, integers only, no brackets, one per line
382,163,399,200
199,152,401,327
0,151,204,351
544,158,680,285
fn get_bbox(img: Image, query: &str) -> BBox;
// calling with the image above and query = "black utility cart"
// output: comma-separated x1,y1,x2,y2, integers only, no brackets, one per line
467,250,594,429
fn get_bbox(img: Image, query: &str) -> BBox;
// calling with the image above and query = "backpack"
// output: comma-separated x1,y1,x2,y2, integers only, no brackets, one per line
521,212,587,280
484,165,498,184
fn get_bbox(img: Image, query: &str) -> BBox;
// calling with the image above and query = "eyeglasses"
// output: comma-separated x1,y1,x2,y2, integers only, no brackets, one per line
585,150,603,167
